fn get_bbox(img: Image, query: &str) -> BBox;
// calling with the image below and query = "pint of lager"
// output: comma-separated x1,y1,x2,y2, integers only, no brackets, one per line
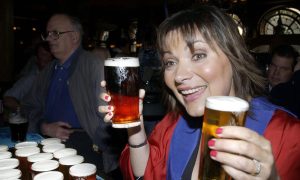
199,96,249,180
104,57,141,128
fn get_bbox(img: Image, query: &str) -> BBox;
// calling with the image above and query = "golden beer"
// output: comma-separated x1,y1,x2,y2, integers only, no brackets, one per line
104,57,141,128
199,96,249,180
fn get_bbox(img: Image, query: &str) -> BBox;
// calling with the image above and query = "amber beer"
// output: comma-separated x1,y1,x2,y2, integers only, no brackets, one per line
199,96,249,180
104,57,140,128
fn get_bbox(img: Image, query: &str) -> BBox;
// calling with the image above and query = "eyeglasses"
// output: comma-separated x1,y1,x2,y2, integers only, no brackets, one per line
41,30,74,41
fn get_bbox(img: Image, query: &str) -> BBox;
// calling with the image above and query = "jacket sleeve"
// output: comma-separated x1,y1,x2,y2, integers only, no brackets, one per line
20,63,53,133
264,109,300,180
120,114,178,180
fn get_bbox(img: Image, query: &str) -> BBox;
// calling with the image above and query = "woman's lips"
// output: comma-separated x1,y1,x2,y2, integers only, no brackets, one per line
179,86,207,102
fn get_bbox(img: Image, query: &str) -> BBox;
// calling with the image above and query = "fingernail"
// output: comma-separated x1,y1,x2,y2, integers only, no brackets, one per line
108,112,112,116
104,95,109,100
108,106,112,110
208,139,215,147
216,127,223,135
210,150,217,157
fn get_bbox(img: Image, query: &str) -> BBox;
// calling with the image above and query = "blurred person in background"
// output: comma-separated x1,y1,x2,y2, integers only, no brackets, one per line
3,42,53,113
267,44,300,117
267,44,298,90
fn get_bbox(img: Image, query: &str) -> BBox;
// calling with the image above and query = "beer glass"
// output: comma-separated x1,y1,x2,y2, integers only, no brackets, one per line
59,155,84,180
199,96,249,180
15,146,40,180
69,163,96,180
104,57,141,128
9,108,28,142
31,159,59,178
28,153,54,167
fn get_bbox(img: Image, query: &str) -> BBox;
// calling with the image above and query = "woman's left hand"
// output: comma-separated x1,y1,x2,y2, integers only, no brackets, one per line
208,126,279,180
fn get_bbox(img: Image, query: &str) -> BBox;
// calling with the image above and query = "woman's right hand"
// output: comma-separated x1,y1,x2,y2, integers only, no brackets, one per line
98,80,146,124
98,80,114,123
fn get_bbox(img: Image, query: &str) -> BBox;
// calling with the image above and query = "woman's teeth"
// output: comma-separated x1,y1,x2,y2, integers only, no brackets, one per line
181,87,203,95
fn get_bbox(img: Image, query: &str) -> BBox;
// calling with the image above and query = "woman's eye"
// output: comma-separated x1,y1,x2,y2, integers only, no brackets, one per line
192,53,206,61
163,60,176,68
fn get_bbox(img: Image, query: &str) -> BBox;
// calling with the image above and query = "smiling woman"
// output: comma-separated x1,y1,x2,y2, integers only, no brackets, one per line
97,4,300,180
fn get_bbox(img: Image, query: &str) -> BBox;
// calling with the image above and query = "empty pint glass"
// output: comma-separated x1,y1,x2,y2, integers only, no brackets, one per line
199,96,249,180
104,57,141,128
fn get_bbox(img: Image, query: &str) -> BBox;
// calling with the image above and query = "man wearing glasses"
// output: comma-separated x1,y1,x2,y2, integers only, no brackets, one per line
22,14,125,179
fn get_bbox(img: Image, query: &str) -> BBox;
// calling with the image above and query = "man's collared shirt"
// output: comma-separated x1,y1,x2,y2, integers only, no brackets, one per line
44,49,81,128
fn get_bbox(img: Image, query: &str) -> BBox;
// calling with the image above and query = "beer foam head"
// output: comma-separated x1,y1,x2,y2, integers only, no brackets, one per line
0,145,8,152
0,168,21,179
0,158,19,170
104,57,139,67
0,151,12,160
206,96,249,112
42,143,65,153
33,171,63,180
28,153,53,163
69,163,96,177
41,138,61,146
15,146,40,157
53,148,77,159
15,141,38,149
59,155,84,166
31,159,59,172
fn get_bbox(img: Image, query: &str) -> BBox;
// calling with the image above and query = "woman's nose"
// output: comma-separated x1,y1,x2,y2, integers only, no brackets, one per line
174,63,193,83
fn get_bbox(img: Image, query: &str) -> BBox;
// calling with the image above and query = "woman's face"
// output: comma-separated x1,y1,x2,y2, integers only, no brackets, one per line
162,31,235,117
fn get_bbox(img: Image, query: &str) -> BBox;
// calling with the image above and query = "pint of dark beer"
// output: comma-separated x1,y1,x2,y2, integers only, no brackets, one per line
199,96,249,180
9,108,28,142
104,57,141,128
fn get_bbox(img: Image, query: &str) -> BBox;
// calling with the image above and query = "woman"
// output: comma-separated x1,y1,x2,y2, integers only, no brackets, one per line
99,5,300,180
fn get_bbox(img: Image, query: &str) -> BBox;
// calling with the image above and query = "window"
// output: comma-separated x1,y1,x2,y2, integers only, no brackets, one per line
258,6,300,35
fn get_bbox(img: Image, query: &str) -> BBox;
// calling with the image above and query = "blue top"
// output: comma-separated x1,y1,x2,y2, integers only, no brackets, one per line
44,49,81,128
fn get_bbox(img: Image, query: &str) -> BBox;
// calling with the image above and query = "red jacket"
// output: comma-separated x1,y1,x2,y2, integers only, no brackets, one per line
120,110,300,180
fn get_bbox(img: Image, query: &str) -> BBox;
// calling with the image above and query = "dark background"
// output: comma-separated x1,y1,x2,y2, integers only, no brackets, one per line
0,0,300,95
